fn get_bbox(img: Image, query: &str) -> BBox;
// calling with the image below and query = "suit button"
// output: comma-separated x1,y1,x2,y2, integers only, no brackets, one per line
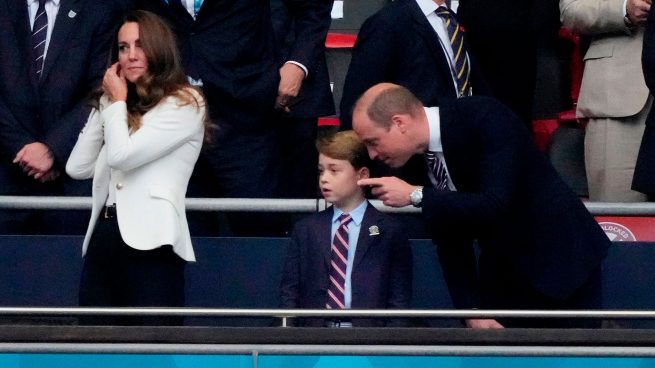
116,183,123,190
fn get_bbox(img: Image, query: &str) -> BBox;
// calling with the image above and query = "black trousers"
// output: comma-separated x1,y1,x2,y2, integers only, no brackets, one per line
78,212,186,326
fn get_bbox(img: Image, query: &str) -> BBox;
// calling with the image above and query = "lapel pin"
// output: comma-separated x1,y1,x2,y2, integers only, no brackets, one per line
368,225,380,236
68,10,77,18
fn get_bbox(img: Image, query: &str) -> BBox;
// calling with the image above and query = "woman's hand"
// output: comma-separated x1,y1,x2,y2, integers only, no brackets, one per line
103,63,127,102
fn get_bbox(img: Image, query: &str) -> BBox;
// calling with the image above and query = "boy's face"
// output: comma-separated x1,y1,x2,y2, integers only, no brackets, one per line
318,153,368,209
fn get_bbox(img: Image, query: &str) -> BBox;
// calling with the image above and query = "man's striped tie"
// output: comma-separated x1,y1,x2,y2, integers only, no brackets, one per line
326,213,353,309
425,150,450,191
436,6,471,97
31,0,48,80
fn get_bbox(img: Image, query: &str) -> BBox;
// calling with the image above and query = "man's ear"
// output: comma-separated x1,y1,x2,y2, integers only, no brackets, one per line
358,167,370,180
391,114,408,133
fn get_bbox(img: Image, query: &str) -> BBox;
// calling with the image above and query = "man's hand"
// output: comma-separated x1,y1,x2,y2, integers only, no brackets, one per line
465,319,505,329
103,63,127,103
275,63,305,113
627,0,651,26
13,142,55,180
357,177,416,207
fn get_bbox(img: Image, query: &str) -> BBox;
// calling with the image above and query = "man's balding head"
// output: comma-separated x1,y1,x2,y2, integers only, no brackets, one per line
352,83,423,130
351,83,428,168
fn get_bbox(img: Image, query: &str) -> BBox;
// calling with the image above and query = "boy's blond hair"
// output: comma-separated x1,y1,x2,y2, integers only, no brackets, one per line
316,130,371,169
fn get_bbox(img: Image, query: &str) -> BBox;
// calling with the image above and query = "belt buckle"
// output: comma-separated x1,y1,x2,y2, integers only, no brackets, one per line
104,204,115,219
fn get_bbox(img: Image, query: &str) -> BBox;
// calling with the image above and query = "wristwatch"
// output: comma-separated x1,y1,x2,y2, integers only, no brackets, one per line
410,186,424,207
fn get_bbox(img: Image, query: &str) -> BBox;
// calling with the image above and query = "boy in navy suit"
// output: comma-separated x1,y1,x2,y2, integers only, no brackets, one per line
280,130,412,327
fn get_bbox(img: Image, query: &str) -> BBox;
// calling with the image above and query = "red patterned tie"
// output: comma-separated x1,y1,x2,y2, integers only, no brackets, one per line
326,213,353,309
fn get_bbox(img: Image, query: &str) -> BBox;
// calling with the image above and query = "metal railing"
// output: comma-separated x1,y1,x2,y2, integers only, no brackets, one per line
0,307,654,327
1,196,655,215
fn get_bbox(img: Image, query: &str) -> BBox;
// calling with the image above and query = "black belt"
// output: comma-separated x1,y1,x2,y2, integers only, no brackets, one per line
103,204,116,219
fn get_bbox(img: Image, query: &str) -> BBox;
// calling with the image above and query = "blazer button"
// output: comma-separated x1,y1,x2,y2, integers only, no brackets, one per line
116,183,123,190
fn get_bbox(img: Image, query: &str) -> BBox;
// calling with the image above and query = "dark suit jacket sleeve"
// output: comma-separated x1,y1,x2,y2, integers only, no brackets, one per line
280,225,302,309
339,14,400,130
42,7,118,169
0,97,36,158
282,0,333,72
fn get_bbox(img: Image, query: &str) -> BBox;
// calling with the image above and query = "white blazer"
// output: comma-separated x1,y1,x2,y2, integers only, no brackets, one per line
66,90,205,262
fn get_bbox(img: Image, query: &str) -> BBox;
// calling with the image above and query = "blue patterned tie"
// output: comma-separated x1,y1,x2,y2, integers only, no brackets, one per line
425,150,450,191
326,214,352,309
436,6,470,97
31,0,48,80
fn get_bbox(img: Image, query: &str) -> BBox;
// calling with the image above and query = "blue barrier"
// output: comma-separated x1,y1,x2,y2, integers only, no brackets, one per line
0,236,652,326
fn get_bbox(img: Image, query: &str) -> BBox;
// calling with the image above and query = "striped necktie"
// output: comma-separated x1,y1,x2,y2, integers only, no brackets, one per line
31,0,48,80
435,6,471,97
425,150,450,191
326,213,353,309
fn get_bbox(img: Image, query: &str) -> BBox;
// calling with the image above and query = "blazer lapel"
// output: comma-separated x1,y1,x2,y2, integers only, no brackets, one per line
353,204,380,268
40,0,81,83
409,1,457,96
319,207,334,270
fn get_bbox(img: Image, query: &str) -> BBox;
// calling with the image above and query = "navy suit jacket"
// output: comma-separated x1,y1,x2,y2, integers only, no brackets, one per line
133,0,333,131
423,97,610,309
280,203,412,327
339,0,491,130
0,0,119,194
632,7,655,195
270,0,335,119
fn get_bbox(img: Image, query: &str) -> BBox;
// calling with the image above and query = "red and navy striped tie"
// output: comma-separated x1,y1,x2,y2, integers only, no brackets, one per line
31,0,48,80
326,213,352,309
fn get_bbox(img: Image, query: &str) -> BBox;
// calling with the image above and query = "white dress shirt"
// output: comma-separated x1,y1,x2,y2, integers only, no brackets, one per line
425,106,457,191
27,0,60,61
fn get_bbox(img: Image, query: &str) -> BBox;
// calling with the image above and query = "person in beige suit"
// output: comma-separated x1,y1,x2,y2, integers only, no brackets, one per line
560,0,652,202
66,11,206,325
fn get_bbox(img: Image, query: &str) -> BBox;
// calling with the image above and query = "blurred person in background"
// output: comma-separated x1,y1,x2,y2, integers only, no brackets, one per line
0,0,120,234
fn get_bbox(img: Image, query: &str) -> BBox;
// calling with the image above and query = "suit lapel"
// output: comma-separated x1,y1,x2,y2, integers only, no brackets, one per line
319,207,334,270
408,1,457,96
40,0,81,83
353,203,380,268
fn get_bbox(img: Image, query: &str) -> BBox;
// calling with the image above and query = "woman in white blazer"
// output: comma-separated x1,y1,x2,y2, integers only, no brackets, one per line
66,11,206,325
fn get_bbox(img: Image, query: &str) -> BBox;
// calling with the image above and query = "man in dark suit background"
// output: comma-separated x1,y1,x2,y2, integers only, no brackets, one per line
270,0,335,200
339,0,490,131
0,0,120,234
457,0,561,127
354,83,610,328
132,0,333,235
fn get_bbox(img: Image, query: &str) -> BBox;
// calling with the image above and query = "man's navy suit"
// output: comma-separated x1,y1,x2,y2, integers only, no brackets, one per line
339,0,490,130
280,203,412,327
425,97,610,325
270,0,334,199
0,0,119,233
133,0,332,235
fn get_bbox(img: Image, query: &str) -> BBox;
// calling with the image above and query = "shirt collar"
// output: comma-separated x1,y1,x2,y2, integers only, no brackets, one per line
415,0,445,16
28,0,60,6
424,106,443,153
332,200,368,226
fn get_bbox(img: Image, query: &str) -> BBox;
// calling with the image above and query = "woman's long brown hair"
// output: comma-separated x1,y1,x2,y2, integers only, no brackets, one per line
96,10,210,135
